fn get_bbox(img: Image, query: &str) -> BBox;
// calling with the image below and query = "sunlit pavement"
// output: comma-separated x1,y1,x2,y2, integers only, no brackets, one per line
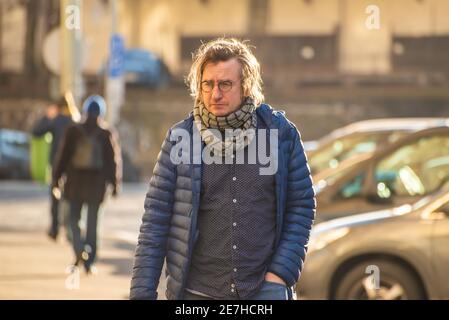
0,181,167,300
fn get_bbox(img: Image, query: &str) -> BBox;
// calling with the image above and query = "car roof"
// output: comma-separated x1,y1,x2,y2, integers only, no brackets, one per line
320,118,449,144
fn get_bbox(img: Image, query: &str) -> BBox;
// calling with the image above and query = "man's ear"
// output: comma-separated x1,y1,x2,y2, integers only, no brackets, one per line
242,85,250,98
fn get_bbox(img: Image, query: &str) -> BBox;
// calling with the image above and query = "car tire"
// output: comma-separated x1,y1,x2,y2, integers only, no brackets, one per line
334,259,425,300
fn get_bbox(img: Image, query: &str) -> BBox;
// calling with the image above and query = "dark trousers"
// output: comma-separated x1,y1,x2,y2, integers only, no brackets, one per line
69,200,101,267
49,187,59,235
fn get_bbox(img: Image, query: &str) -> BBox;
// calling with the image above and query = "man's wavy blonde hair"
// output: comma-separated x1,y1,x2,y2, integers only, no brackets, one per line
186,38,264,106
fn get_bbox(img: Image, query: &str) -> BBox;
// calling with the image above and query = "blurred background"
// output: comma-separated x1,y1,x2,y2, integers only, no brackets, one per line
1,0,449,300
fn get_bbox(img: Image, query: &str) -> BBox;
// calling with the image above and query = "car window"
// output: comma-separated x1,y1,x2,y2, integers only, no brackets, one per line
309,133,387,174
336,172,366,199
375,135,449,198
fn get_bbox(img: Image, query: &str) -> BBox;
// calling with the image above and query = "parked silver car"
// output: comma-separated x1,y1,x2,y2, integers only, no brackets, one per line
315,126,449,222
298,188,449,299
306,118,449,176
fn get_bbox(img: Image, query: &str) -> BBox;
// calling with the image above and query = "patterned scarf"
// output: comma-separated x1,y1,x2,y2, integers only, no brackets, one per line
193,97,257,157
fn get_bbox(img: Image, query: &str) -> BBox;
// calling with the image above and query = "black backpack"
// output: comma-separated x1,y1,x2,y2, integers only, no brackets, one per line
71,125,104,170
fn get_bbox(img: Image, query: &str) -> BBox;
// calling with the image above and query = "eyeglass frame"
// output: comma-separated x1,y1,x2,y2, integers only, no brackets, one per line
200,79,240,93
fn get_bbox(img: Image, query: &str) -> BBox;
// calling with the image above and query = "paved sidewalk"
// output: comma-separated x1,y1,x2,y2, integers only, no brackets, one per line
0,230,134,299
0,182,167,300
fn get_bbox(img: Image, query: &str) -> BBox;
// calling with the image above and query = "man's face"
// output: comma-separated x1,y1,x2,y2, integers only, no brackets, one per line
201,58,244,117
46,104,59,119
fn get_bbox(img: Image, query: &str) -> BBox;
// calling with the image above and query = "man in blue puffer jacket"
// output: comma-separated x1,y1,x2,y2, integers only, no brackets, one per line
130,38,316,300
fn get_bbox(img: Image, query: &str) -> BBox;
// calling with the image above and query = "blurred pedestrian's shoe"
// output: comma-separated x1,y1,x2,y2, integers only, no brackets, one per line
73,250,87,267
47,228,58,241
79,250,98,275
84,263,98,276
73,257,82,267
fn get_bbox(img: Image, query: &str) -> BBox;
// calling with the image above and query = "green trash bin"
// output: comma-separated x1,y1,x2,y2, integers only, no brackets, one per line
30,133,52,185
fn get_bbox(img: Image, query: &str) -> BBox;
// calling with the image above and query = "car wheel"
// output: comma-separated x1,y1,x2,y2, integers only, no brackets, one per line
334,260,425,300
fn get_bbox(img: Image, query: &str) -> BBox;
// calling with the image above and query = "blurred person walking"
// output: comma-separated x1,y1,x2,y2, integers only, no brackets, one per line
32,96,74,240
53,95,122,274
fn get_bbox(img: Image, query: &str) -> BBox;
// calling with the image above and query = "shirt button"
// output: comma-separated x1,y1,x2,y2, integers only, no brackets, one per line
233,245,237,250
231,289,235,293
232,199,237,203
233,268,237,272
232,177,237,181
233,222,237,227
231,284,235,288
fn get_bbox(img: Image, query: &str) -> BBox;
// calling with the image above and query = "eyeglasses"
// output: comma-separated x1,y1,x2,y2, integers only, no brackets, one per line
200,80,237,93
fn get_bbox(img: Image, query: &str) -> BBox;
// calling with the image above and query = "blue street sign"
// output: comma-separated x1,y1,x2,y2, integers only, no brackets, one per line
109,34,125,78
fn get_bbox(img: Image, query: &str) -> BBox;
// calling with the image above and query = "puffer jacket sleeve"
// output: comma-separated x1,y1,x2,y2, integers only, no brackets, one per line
268,125,316,287
130,129,177,300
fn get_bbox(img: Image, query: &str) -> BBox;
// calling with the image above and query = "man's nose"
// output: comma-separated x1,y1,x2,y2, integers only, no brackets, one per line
211,84,223,101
